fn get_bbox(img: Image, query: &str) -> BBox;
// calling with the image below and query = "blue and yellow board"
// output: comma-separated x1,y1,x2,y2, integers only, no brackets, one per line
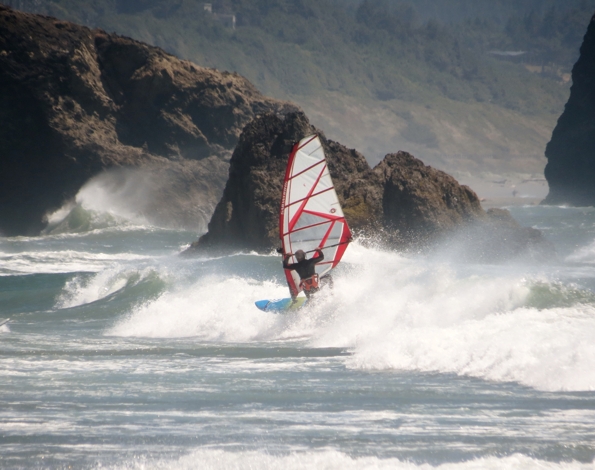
255,296,308,313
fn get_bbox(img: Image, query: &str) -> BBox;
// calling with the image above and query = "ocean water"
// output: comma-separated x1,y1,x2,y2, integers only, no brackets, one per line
2,201,595,469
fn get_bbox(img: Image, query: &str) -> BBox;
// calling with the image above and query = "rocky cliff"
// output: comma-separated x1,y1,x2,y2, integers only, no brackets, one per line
543,13,595,205
191,112,552,261
374,152,483,242
195,111,382,251
0,6,294,235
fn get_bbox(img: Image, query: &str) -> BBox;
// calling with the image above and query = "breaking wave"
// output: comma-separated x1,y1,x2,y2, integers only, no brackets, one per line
42,167,214,234
43,169,155,234
55,267,166,309
107,244,595,392
100,449,593,470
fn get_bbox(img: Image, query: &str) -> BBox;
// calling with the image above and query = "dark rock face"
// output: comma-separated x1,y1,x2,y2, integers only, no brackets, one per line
0,6,294,235
374,152,484,242
195,111,381,251
191,111,553,261
543,13,595,205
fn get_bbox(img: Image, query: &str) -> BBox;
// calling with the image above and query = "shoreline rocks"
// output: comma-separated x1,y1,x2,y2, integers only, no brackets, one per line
0,6,294,235
188,112,553,262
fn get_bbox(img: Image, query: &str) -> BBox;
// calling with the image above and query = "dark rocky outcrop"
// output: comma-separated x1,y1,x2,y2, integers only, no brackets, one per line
0,6,294,235
194,111,381,251
543,13,595,205
190,111,553,261
374,152,484,243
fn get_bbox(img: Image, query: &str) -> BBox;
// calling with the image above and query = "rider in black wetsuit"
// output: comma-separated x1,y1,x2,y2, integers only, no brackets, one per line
283,248,324,299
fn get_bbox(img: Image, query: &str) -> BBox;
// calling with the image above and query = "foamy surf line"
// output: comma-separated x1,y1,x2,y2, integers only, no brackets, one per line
107,242,595,391
344,304,595,392
0,251,153,274
285,244,595,392
100,450,593,470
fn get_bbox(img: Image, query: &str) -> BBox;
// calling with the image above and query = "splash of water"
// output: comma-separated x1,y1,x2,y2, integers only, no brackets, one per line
55,267,163,309
108,276,288,341
43,167,214,234
104,244,595,392
44,169,153,233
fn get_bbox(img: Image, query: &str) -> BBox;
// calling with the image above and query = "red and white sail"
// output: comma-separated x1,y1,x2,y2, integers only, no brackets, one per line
280,135,352,297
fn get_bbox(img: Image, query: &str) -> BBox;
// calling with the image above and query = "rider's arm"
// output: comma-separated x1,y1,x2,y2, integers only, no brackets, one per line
313,247,324,263
283,254,296,270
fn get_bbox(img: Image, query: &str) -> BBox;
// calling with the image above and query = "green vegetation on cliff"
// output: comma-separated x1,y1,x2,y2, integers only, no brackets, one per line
18,0,584,112
8,0,595,173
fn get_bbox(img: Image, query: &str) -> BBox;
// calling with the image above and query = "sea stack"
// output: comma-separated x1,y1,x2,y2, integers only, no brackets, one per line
543,13,595,206
189,111,552,261
194,111,381,251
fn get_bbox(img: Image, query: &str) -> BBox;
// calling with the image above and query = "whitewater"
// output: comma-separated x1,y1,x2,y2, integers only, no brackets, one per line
1,187,595,468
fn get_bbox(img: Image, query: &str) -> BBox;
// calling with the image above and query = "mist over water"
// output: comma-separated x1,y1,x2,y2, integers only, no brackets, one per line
2,202,595,468
43,167,215,235
44,170,155,234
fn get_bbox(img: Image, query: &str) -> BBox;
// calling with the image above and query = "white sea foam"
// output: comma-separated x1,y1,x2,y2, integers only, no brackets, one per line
0,250,151,275
55,267,160,308
567,240,595,264
108,276,289,341
102,450,593,470
316,245,595,392
344,305,595,392
109,243,595,392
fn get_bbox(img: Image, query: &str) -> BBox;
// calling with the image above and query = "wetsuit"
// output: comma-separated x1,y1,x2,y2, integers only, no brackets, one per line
283,250,324,279
283,250,324,298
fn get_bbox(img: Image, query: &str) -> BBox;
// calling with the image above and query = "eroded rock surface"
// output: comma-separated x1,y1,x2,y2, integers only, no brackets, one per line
195,111,381,251
374,151,484,243
0,6,294,235
190,111,553,261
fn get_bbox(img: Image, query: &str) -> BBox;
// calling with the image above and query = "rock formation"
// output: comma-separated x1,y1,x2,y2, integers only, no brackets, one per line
0,6,294,235
191,111,552,261
195,111,382,251
374,152,484,242
543,13,595,205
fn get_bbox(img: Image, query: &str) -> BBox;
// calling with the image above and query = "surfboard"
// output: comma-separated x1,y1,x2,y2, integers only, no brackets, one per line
0,318,11,328
255,134,351,312
255,297,307,313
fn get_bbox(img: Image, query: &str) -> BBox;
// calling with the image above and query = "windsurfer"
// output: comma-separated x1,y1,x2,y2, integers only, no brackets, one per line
283,248,325,299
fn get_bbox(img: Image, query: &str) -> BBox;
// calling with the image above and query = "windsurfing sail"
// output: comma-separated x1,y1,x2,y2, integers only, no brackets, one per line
280,135,352,297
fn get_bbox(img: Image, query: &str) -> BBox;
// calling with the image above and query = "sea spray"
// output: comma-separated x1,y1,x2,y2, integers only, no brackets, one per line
103,242,595,391
108,276,286,341
318,245,595,391
43,167,214,234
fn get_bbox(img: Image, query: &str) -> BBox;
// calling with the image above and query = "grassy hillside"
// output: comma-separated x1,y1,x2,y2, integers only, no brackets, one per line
8,0,595,189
